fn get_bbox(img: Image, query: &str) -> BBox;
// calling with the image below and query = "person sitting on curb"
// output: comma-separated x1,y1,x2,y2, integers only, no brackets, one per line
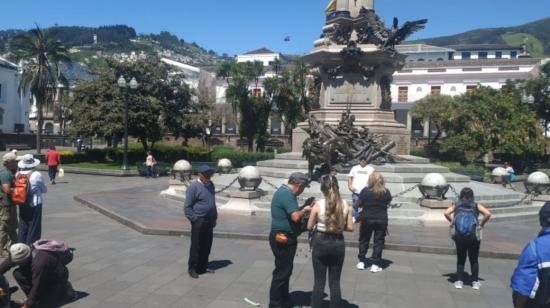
511,202,550,308
0,243,75,308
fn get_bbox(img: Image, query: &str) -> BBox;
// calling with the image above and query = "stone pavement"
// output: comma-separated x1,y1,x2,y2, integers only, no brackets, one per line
5,173,530,307
75,181,541,259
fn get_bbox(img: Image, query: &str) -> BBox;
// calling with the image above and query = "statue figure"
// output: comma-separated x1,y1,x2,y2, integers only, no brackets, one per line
303,107,399,178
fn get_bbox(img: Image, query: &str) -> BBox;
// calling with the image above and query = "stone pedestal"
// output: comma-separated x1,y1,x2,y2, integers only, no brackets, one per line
420,199,453,209
160,179,188,199
219,189,264,216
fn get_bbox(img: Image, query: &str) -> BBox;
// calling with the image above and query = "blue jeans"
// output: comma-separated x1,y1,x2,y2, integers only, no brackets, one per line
352,193,360,221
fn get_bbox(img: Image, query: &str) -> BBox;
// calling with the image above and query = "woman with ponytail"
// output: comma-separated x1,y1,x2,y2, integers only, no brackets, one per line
356,171,392,273
307,174,353,308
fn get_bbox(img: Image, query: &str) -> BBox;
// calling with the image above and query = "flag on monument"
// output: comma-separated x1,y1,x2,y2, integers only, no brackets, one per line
325,0,336,13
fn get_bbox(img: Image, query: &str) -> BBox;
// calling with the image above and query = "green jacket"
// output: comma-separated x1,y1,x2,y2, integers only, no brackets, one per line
0,167,14,208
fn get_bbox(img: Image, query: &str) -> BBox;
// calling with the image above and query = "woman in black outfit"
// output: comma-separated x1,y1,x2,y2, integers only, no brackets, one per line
307,175,354,308
444,187,491,290
356,171,392,273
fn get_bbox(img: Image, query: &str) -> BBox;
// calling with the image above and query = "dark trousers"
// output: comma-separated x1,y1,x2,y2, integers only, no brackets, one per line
13,267,68,307
455,235,480,281
358,219,387,265
48,166,57,181
18,204,42,246
188,217,214,273
269,231,297,308
311,232,345,308
146,165,154,178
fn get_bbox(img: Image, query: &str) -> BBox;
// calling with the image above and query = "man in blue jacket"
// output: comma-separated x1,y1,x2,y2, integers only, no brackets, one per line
184,165,217,279
511,202,550,308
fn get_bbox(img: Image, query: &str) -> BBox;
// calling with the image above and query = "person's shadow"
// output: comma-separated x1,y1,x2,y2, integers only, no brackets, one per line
58,291,90,307
443,273,485,286
208,260,232,271
364,258,394,270
290,291,359,308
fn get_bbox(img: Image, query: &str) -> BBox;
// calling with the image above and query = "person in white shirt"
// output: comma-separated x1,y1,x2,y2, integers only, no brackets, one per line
347,157,375,222
16,154,47,245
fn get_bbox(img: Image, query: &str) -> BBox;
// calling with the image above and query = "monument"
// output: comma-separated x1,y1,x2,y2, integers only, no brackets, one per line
292,0,427,155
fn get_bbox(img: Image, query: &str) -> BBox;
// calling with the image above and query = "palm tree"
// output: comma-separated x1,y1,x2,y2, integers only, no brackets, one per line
10,26,71,153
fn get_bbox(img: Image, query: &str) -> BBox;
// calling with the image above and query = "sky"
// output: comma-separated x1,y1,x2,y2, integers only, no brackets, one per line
1,0,549,56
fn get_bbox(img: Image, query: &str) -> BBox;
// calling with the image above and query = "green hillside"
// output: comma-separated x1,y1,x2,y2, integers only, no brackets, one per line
413,17,550,57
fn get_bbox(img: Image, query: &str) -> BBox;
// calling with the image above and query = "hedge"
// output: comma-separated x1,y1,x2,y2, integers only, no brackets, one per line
34,144,274,167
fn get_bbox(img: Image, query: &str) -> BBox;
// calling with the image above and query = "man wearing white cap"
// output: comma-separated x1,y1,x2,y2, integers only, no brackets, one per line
0,152,18,257
0,243,74,308
17,154,47,245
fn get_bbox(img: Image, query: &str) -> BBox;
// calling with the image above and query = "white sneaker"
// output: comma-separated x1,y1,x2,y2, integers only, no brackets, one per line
454,280,464,289
352,217,357,223
472,281,481,290
356,262,365,270
370,264,382,273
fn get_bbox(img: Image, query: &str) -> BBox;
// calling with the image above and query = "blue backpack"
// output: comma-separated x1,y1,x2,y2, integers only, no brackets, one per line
453,201,479,237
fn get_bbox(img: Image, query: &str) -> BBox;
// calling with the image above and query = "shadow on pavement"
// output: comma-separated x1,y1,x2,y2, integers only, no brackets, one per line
443,273,485,286
290,291,359,308
208,260,233,271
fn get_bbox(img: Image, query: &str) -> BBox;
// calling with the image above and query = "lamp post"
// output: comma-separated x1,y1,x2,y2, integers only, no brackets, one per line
118,76,138,171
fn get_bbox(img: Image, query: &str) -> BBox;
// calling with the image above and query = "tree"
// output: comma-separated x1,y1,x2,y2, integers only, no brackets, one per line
410,94,455,145
524,62,550,135
218,61,268,152
441,87,544,159
65,57,193,151
10,26,71,154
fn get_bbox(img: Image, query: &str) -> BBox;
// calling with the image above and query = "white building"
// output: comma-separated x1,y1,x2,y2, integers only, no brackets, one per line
236,48,287,67
391,44,541,139
0,57,30,133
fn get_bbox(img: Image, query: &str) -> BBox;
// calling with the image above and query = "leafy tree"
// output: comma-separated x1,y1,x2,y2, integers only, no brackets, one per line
441,87,544,158
410,94,455,145
10,25,71,154
65,57,193,151
524,62,550,134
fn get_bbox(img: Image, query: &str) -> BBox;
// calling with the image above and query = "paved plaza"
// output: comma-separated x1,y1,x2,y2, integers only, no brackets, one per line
5,173,532,307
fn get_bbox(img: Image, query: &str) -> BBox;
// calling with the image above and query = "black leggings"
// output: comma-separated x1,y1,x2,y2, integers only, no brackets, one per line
311,232,345,308
455,236,480,282
358,219,387,265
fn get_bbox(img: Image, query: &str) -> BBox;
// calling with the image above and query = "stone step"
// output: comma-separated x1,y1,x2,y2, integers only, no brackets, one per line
275,152,305,161
273,153,432,165
373,164,450,174
256,159,310,169
257,166,470,183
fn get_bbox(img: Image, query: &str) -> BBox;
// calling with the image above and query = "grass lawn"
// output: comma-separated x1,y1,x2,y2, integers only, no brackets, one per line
61,162,137,171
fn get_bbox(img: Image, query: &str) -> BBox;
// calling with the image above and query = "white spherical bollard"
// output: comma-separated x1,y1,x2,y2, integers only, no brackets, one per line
172,160,192,181
217,158,233,174
238,166,262,191
419,173,449,200
525,171,550,195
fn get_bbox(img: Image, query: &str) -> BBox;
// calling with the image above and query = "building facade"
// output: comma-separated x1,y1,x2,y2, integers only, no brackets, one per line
0,57,30,134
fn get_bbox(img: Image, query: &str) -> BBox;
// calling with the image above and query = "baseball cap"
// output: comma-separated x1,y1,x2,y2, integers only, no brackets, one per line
289,172,310,187
197,165,214,175
2,152,17,163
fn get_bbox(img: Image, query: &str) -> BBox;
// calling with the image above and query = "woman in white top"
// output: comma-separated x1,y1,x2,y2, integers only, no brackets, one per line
307,174,353,308
17,154,47,245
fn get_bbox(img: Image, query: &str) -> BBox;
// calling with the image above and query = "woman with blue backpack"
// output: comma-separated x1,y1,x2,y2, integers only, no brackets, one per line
444,187,492,290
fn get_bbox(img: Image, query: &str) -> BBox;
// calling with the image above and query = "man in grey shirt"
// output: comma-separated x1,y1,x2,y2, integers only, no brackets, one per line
184,165,217,279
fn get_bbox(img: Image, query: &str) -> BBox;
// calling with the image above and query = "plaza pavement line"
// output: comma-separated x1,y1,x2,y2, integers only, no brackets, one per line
37,165,139,177
73,193,521,260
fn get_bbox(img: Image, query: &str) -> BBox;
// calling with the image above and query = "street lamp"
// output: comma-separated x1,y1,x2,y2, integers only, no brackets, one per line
118,76,138,171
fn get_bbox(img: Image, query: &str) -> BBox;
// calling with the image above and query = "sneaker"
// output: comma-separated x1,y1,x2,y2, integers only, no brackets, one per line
370,264,382,273
352,217,357,223
454,280,463,289
188,269,199,279
356,262,365,270
472,281,481,290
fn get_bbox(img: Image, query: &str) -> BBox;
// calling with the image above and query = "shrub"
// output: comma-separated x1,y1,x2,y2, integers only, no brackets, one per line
211,146,274,167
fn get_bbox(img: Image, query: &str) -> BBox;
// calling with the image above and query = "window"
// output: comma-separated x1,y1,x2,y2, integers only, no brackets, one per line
0,107,3,125
252,88,262,97
450,86,457,92
417,58,425,62
431,86,441,95
462,52,471,60
411,118,424,138
428,68,446,73
416,87,422,92
398,87,409,102
44,123,54,134
466,85,478,93
437,58,444,61
499,66,520,71
478,52,488,59
271,118,282,135
510,51,518,58
495,51,502,59
225,123,236,134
